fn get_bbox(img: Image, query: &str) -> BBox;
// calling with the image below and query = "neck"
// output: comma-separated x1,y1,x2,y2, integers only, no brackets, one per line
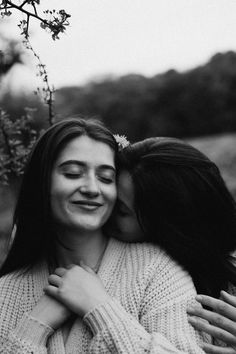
55,229,108,269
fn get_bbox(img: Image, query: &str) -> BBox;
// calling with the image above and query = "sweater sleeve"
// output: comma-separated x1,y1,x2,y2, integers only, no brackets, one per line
0,313,54,354
83,259,207,354
0,270,54,354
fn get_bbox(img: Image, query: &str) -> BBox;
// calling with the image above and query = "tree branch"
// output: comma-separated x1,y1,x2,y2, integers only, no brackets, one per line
19,0,29,9
1,1,70,40
2,0,48,26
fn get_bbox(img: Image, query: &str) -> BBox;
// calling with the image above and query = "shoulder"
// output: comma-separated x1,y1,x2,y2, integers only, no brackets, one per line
128,241,195,294
112,237,162,258
128,244,197,307
125,241,187,274
110,238,162,270
0,261,48,299
0,269,25,295
0,269,28,330
0,262,49,333
112,238,193,286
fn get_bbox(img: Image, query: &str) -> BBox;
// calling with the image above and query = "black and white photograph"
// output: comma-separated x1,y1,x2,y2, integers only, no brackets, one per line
1,1,236,353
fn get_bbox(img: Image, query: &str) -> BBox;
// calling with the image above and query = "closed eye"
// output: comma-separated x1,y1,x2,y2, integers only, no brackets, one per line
64,173,82,179
98,171,115,184
99,176,114,184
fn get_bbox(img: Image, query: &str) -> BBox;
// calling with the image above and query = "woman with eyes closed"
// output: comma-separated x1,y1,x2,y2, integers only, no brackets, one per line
0,118,205,354
116,136,236,354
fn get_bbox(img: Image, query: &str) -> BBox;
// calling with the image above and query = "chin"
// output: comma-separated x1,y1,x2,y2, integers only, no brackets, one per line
76,222,104,232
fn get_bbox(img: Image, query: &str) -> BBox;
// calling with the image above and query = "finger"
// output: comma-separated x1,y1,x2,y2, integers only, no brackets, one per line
188,307,236,336
221,291,236,308
48,274,62,287
189,316,236,346
66,264,76,270
54,267,67,277
201,343,236,354
196,295,236,321
80,260,96,274
44,284,59,298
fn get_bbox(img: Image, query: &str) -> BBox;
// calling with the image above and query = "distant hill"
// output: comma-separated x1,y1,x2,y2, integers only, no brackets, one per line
54,51,236,141
2,51,236,141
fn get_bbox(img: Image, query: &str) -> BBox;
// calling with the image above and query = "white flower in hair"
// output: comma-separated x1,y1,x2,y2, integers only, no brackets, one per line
113,134,130,150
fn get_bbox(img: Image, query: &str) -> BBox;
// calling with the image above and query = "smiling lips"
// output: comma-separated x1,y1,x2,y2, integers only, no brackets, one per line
71,200,103,211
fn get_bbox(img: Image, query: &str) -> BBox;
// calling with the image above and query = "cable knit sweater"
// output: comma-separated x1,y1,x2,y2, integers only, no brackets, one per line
0,238,207,353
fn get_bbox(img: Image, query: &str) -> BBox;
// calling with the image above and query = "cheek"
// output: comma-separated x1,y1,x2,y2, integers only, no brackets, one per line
103,186,117,219
51,174,74,198
105,185,117,205
116,214,144,242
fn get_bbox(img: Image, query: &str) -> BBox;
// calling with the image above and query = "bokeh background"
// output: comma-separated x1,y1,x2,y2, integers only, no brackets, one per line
1,0,236,261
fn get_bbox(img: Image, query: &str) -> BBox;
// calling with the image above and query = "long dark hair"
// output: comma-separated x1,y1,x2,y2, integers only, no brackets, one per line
121,137,236,297
0,118,118,276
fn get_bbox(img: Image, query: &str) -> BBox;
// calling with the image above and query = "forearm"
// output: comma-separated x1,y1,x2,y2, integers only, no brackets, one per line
0,313,54,354
84,298,203,354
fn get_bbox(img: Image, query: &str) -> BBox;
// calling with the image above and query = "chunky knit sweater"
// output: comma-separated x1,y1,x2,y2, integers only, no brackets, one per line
0,238,207,353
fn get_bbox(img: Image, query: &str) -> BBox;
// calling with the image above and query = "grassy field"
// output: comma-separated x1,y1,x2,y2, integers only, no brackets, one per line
188,133,236,198
0,132,236,264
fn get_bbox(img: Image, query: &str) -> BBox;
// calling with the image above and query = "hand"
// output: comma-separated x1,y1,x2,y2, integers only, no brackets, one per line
30,293,72,330
187,291,236,353
44,262,111,317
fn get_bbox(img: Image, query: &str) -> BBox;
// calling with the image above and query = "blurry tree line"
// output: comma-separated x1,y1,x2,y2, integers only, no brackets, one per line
54,51,236,141
2,51,236,144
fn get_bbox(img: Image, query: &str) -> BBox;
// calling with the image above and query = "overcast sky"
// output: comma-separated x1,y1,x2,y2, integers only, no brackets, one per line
2,0,236,90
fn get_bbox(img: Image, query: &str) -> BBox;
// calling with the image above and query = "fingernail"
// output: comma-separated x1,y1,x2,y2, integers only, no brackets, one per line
220,290,227,296
195,295,203,301
188,316,196,323
187,307,195,314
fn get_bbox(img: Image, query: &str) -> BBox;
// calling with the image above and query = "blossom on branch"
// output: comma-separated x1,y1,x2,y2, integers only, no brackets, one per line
0,0,71,40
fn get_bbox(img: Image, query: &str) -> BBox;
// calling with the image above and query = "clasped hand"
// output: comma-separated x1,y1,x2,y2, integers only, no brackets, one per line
30,262,110,331
44,262,111,317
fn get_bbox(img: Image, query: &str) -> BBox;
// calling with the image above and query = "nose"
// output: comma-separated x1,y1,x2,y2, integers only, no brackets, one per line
79,174,100,197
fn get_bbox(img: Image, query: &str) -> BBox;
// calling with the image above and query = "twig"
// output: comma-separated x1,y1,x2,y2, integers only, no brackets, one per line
23,38,55,125
2,0,48,27
0,0,70,40
0,117,14,160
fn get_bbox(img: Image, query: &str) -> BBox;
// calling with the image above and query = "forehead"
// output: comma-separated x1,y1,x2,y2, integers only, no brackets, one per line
56,135,115,167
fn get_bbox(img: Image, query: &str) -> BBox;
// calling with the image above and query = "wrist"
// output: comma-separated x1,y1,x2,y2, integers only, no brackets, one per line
30,307,55,328
12,313,54,346
82,294,112,316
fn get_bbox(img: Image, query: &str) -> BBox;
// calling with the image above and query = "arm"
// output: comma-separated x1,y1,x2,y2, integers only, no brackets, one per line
188,291,236,354
0,275,71,354
45,261,207,353
0,313,53,354
84,298,193,353
84,264,207,354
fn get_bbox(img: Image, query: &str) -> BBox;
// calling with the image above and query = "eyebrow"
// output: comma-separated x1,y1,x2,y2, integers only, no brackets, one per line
58,160,116,172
